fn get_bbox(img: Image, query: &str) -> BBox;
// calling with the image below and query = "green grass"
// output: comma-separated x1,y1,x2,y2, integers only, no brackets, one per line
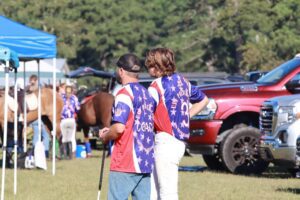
1,151,300,200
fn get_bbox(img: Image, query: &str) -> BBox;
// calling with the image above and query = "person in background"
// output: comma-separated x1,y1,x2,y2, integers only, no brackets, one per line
145,48,209,200
58,82,66,95
99,53,155,199
60,84,80,159
27,74,50,158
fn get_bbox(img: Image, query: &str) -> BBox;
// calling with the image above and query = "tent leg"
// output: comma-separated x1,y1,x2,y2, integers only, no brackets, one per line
1,62,10,200
52,58,57,176
13,69,18,195
23,62,27,152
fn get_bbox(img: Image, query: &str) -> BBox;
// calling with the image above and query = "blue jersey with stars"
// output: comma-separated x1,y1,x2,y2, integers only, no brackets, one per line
148,73,205,141
111,82,155,174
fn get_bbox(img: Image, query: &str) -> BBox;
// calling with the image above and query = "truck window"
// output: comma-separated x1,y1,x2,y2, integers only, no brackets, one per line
257,58,300,84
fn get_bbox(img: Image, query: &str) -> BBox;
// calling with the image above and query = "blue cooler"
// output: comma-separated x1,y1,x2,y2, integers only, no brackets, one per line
76,145,87,158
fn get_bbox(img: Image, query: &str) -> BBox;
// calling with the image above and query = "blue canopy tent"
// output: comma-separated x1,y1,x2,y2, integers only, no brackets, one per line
0,15,58,199
0,16,56,59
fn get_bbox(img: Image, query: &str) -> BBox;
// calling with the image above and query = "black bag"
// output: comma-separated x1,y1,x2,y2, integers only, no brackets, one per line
17,149,35,169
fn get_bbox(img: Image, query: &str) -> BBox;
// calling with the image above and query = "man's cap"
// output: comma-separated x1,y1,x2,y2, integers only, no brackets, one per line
116,53,141,73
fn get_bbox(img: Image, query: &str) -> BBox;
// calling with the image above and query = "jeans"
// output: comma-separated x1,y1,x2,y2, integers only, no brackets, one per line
151,132,185,200
108,171,151,200
31,119,49,151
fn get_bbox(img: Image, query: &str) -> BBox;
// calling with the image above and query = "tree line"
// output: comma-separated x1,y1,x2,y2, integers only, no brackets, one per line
1,0,300,74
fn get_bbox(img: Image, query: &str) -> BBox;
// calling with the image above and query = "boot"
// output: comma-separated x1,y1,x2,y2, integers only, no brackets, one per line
67,142,73,160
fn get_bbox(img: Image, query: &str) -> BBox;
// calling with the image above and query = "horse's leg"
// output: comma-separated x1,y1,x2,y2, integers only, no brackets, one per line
83,127,90,143
18,123,24,153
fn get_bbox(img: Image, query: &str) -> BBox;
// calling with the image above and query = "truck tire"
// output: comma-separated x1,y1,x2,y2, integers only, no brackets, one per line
220,126,269,174
202,154,224,171
202,129,233,171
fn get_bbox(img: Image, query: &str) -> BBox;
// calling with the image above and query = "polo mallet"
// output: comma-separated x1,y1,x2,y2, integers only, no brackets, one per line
97,144,106,200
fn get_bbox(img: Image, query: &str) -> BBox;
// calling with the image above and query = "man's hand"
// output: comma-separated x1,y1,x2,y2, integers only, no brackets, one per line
99,127,110,144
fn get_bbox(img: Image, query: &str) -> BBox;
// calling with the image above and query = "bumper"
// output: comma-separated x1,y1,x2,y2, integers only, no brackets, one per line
260,138,297,167
188,120,222,145
186,120,222,155
186,144,215,155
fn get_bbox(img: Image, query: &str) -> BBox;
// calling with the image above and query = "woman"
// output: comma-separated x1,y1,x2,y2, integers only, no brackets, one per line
145,48,209,200
60,85,80,159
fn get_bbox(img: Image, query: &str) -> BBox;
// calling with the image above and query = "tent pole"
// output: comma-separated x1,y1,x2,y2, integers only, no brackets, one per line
1,61,10,200
38,59,41,144
52,58,57,176
34,59,47,170
23,62,27,152
13,68,18,195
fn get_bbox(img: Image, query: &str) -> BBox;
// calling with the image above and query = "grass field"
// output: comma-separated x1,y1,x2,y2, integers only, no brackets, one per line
1,148,300,200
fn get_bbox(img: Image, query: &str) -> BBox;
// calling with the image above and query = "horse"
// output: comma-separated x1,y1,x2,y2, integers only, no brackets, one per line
0,87,64,148
77,91,114,152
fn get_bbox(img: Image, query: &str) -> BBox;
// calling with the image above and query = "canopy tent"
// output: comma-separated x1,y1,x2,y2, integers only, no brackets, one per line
0,16,56,59
67,66,116,93
0,15,57,200
67,66,115,79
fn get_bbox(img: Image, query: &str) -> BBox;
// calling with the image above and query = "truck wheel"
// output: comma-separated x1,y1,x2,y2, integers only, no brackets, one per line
202,129,233,171
220,126,269,174
202,154,224,171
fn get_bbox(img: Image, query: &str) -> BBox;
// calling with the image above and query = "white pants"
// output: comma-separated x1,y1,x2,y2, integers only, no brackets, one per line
151,132,186,200
60,118,77,152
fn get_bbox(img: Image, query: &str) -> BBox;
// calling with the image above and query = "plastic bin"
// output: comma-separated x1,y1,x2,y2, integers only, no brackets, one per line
76,145,87,158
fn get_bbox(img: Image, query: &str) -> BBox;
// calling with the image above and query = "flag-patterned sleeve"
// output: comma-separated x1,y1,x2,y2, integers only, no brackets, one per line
189,84,206,103
148,81,160,109
112,93,132,125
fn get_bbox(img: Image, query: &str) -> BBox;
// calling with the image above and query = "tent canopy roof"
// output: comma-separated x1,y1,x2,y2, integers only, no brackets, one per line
0,16,56,59
67,67,115,79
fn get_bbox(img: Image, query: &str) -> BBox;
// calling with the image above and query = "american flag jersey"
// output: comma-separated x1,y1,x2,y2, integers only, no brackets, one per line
61,94,80,119
148,73,205,141
111,82,155,174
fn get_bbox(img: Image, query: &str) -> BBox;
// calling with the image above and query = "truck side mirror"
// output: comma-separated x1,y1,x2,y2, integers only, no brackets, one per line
286,80,300,94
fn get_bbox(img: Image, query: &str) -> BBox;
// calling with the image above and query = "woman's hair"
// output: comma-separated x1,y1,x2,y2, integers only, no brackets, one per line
145,48,176,76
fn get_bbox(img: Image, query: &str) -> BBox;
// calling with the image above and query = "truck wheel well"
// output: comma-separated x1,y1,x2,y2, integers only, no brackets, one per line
219,112,259,134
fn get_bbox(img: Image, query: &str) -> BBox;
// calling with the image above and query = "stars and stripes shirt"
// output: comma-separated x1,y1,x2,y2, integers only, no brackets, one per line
148,73,205,141
61,94,80,119
110,82,155,174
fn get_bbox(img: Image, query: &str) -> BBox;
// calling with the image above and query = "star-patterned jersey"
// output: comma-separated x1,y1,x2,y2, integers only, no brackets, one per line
61,94,80,119
148,73,205,141
111,82,155,174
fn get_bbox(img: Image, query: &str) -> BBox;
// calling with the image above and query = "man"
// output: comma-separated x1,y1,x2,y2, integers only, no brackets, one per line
99,53,155,199
145,47,209,200
28,74,50,158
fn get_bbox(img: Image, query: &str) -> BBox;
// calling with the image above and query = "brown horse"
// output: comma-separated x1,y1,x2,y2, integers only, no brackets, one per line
77,91,114,144
0,87,64,145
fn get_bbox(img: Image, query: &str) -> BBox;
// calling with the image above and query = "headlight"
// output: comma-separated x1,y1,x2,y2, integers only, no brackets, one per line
191,98,217,120
277,106,297,126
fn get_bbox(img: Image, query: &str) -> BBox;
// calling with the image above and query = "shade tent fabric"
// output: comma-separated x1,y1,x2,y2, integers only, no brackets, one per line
0,16,56,59
67,67,115,79
0,16,58,200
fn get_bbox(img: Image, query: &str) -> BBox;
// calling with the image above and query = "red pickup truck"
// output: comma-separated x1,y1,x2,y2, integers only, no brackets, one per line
187,56,300,174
